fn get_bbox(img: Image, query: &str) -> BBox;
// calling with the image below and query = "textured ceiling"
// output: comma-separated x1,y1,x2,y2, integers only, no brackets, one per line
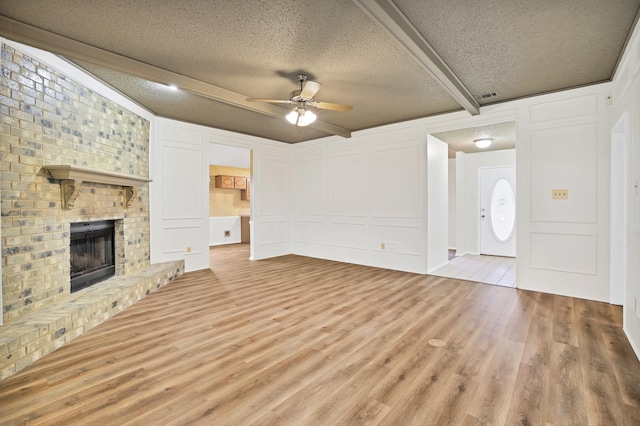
0,0,638,147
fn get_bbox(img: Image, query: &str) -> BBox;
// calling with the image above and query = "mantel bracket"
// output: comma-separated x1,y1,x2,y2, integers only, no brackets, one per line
60,179,83,210
123,186,137,208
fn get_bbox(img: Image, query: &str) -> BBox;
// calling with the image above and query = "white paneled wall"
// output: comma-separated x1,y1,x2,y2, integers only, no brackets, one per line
255,143,290,256
529,124,597,223
292,125,433,274
151,118,210,272
427,135,449,272
516,86,611,302
612,18,640,359
448,159,457,250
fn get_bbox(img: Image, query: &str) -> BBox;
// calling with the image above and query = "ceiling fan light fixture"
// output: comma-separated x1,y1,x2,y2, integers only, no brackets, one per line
474,137,493,148
286,107,316,126
286,109,299,125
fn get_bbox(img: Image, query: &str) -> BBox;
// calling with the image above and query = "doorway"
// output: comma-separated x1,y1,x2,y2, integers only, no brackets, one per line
208,143,253,263
430,120,517,287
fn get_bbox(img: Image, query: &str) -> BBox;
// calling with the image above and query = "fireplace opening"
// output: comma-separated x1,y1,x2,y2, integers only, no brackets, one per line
70,220,116,292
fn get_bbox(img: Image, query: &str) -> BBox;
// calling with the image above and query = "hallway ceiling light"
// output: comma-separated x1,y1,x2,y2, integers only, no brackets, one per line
474,137,493,148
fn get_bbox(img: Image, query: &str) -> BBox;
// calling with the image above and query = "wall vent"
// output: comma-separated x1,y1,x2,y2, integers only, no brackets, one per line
476,92,498,100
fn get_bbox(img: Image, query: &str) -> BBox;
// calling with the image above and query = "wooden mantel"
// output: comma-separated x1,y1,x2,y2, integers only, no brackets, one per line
43,165,152,209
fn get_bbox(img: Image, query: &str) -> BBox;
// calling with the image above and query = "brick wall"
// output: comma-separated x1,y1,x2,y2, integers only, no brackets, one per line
1,42,151,323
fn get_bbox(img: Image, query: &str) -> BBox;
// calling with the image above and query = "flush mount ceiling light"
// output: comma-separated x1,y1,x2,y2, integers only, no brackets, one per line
474,137,493,148
286,106,317,126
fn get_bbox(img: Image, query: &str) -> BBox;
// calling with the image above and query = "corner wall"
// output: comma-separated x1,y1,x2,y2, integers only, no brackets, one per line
611,16,640,358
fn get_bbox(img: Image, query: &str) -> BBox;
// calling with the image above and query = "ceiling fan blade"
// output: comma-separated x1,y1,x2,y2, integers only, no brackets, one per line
313,101,353,112
246,98,293,104
300,80,322,99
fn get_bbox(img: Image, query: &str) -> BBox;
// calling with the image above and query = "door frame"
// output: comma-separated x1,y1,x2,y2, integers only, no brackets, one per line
610,112,629,305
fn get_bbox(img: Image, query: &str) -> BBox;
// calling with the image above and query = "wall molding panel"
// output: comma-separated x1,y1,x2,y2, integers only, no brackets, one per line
529,93,598,124
529,123,598,224
529,232,597,275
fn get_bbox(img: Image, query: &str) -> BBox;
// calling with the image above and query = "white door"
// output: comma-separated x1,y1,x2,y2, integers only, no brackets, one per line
480,166,516,256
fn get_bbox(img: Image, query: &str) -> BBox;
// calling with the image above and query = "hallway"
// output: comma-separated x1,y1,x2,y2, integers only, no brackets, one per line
431,253,516,287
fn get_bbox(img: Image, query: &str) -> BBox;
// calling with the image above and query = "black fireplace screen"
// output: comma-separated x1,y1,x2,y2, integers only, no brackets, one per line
70,220,115,292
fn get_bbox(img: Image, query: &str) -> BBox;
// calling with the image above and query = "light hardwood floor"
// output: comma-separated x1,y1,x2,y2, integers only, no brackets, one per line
1,244,639,425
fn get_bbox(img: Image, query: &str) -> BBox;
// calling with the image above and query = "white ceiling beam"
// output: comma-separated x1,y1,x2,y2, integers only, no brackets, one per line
0,15,352,138
352,0,480,115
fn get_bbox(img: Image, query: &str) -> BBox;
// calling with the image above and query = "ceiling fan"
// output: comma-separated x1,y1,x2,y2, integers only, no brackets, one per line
246,74,352,126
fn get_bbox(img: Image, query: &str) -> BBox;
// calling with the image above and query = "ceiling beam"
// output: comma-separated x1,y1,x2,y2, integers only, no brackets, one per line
352,0,480,115
0,15,352,139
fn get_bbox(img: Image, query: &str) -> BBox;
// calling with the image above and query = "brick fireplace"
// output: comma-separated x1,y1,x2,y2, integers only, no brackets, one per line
1,42,183,379
70,219,116,292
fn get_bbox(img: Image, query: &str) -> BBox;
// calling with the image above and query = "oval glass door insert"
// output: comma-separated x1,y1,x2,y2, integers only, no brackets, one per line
490,179,515,242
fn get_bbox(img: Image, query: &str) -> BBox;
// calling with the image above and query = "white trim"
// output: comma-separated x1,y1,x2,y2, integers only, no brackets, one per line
610,112,629,305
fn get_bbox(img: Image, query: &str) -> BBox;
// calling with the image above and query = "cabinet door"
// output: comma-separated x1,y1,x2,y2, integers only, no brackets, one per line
241,178,251,200
234,177,247,189
214,175,234,189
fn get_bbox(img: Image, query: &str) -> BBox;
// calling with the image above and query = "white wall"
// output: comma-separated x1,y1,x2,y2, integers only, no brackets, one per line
455,149,516,256
291,124,430,274
611,18,640,358
427,135,449,272
515,86,611,302
150,118,211,272
448,158,456,250
209,217,241,245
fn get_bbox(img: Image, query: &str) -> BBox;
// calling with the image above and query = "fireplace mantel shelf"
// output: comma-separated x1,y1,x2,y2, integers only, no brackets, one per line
43,165,152,209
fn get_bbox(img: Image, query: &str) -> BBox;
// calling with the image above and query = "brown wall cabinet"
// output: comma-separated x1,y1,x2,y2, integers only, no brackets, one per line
214,175,246,189
214,175,235,189
234,177,247,189
214,175,251,201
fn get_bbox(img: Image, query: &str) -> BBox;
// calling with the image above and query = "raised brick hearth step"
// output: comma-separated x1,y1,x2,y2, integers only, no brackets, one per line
0,260,184,380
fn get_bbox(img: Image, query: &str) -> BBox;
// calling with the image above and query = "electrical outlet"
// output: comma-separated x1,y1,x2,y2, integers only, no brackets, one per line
186,246,192,253
224,230,231,237
552,189,568,199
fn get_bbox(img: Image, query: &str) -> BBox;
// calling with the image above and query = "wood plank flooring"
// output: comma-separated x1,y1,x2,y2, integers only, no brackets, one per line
1,243,639,425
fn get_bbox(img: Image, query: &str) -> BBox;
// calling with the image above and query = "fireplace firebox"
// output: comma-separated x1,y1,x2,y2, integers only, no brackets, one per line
70,220,116,292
